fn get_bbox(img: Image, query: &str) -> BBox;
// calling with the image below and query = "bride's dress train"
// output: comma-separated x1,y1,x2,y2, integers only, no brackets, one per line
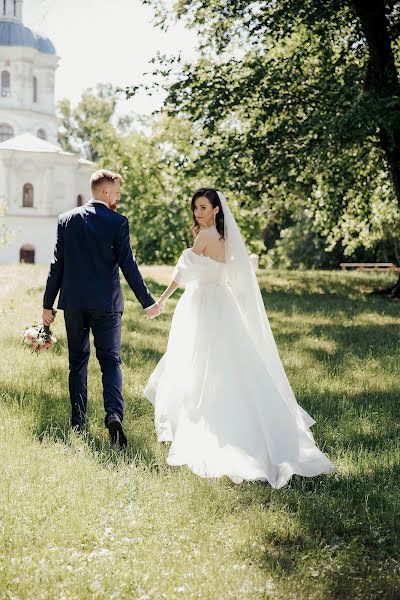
144,248,336,488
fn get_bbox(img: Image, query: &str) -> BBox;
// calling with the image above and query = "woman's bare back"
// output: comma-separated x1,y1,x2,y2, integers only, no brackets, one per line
201,227,225,263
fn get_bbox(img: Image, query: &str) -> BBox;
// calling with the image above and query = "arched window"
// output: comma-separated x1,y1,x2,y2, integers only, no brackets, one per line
1,71,11,97
3,1,6,16
37,128,46,140
33,76,37,103
13,0,17,17
20,244,35,264
0,123,14,142
77,194,84,207
22,183,34,208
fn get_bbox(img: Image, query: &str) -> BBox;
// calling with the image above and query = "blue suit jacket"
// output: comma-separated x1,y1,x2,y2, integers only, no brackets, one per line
43,201,155,312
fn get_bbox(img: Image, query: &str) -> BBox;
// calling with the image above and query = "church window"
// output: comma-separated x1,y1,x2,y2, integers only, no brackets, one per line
37,128,46,140
33,76,37,102
3,1,6,16
77,194,84,206
20,244,35,264
1,71,11,97
13,0,16,16
0,123,14,142
23,184,34,208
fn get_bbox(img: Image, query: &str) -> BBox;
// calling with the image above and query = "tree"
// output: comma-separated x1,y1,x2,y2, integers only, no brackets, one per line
139,0,400,292
58,83,120,162
58,87,202,263
109,117,197,264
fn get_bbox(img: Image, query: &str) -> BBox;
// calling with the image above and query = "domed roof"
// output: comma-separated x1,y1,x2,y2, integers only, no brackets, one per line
0,20,56,54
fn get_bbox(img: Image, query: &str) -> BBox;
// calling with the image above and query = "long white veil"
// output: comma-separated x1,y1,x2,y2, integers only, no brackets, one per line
217,191,315,429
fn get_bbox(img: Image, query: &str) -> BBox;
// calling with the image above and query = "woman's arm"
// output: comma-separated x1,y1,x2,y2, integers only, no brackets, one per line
159,280,179,307
159,231,208,308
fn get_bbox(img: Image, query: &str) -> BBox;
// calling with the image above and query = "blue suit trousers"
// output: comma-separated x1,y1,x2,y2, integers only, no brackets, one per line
64,310,123,426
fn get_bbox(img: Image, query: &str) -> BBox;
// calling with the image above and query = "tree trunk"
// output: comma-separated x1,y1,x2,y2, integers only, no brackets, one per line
352,0,400,297
394,239,400,264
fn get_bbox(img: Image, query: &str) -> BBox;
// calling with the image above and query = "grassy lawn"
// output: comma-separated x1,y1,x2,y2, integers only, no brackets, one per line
0,265,399,599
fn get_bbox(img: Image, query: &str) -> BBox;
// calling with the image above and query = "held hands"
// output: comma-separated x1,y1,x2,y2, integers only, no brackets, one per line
144,296,167,320
145,302,162,320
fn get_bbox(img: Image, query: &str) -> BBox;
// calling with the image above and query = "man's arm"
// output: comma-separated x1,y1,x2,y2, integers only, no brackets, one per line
43,218,64,311
114,218,156,309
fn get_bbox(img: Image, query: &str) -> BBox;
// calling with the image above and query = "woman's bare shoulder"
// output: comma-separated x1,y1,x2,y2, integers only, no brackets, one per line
196,228,210,239
202,227,223,239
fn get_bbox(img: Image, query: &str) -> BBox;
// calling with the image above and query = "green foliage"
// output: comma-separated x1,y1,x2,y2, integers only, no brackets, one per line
264,210,342,270
58,89,202,263
58,83,120,162
57,83,273,264
139,0,400,263
111,116,207,264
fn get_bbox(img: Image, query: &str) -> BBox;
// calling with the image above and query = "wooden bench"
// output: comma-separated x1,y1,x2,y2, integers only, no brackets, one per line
340,262,400,272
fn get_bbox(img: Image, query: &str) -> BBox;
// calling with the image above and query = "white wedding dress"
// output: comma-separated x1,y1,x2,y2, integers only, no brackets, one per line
144,191,336,488
144,193,336,488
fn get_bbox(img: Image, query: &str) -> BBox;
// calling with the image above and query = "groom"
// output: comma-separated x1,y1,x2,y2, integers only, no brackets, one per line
42,169,160,448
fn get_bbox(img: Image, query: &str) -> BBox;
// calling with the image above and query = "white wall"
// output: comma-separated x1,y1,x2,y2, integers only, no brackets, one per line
0,152,93,265
0,46,59,144
0,108,59,145
0,214,58,264
0,151,93,216
0,11,96,266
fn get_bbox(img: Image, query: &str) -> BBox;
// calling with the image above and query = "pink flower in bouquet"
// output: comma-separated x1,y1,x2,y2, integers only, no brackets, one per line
22,324,57,354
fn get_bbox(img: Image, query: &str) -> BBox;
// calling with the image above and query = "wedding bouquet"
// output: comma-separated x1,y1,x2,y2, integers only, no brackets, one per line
23,324,57,353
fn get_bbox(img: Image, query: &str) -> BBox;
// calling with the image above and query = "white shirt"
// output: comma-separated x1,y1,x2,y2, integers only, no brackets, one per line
91,197,109,207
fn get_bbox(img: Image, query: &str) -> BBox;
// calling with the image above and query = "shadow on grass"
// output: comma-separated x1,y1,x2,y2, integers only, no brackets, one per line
224,384,399,598
259,270,398,300
234,464,400,599
37,424,159,470
260,285,400,317
260,283,399,390
122,316,170,337
121,342,164,369
4,270,400,598
0,376,159,471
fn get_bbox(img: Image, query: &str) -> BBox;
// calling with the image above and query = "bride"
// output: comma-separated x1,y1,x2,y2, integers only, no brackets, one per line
144,188,336,488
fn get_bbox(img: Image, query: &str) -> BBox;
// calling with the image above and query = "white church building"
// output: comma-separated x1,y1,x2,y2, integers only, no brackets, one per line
0,0,93,265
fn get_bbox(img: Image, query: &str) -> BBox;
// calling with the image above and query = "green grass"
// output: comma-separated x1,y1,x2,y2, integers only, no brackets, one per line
0,265,399,599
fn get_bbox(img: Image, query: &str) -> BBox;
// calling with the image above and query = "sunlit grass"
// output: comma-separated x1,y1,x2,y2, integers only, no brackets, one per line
0,265,399,599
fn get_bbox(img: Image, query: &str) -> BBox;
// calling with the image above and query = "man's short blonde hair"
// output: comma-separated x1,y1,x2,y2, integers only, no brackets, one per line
90,169,122,192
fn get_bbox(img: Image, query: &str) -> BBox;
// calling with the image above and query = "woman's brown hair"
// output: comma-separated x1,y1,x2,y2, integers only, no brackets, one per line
191,188,224,239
